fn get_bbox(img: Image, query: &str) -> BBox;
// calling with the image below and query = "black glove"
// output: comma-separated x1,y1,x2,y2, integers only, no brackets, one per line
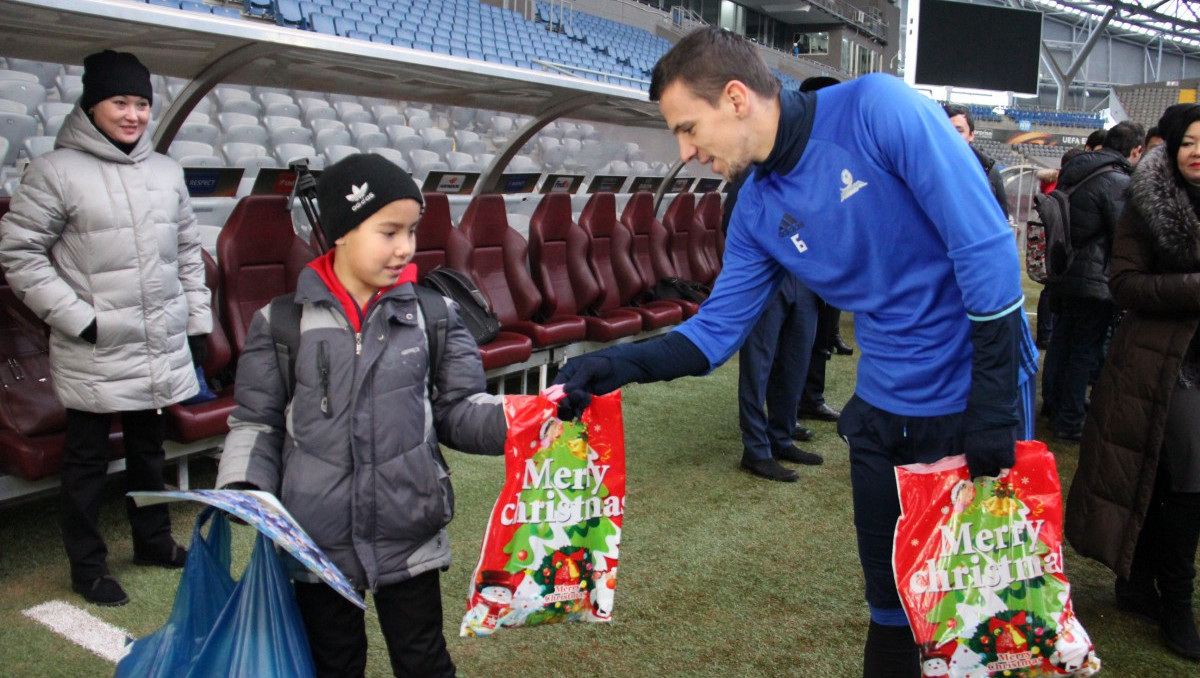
553,333,710,420
961,424,1016,478
79,319,97,344
187,334,209,367
219,481,260,525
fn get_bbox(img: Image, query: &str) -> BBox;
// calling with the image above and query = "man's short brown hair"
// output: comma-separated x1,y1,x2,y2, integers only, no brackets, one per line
649,27,781,105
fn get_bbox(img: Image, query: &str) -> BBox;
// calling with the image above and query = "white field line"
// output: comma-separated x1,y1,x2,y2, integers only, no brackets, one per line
21,600,133,663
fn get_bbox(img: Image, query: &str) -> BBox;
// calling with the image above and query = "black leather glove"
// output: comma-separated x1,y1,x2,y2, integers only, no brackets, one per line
79,319,97,344
187,334,209,367
961,424,1016,478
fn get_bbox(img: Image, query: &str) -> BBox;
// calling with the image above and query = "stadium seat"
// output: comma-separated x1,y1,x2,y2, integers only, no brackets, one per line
0,81,44,115
217,111,259,131
578,192,682,329
365,147,409,170
174,122,220,146
528,192,642,342
414,193,533,371
661,191,713,285
693,191,725,277
178,155,223,168
269,125,314,147
216,195,317,355
323,144,359,165
164,250,237,443
0,113,37,165
263,102,301,120
420,128,454,156
167,139,214,161
22,136,55,159
315,127,352,154
409,149,448,176
620,191,698,318
276,142,320,168
3,59,58,91
36,102,73,126
223,123,270,147
222,141,269,165
451,194,585,348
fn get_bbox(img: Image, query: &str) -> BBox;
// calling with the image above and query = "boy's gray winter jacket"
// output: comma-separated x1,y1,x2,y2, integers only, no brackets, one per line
0,105,211,412
218,267,505,590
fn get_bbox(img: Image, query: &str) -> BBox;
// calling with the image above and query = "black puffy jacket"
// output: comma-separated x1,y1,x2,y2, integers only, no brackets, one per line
1052,148,1133,301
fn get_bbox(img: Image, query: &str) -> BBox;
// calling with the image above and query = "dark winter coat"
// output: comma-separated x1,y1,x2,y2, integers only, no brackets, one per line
1064,145,1200,577
970,145,1009,219
217,267,506,590
1050,148,1133,301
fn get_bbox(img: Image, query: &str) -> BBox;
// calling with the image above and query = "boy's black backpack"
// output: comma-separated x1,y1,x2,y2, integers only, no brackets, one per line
419,267,500,345
267,287,448,400
1028,165,1117,284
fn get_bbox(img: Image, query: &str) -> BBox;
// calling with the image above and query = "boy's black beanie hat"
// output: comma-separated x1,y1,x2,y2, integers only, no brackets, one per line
316,153,424,244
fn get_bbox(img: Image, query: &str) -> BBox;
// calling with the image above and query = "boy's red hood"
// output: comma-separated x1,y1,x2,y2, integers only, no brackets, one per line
307,250,418,332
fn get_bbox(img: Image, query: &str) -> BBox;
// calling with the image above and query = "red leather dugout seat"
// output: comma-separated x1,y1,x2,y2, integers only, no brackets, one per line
693,191,725,282
216,195,316,355
578,193,681,330
451,195,585,347
528,193,642,342
620,192,699,318
662,192,716,286
165,250,237,443
419,193,533,371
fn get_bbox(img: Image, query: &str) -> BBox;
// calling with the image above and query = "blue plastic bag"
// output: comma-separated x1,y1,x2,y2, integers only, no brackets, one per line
114,507,236,678
185,531,316,678
113,509,316,678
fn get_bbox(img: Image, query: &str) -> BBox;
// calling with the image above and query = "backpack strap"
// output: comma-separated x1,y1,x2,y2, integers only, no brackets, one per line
268,293,302,400
413,285,448,400
267,287,448,401
1062,165,1119,196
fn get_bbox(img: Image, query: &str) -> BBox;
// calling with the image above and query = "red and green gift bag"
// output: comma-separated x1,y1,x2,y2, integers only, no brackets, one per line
893,440,1101,677
460,392,625,637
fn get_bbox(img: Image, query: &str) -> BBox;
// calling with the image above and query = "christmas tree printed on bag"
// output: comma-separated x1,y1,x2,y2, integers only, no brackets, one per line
894,441,1101,677
461,393,625,637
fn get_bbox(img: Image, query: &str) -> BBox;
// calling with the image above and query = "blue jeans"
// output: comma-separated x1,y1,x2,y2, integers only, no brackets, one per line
1041,294,1113,433
738,276,818,461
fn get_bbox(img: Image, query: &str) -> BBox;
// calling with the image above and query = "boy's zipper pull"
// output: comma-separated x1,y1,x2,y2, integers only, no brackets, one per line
318,342,332,418
355,332,362,356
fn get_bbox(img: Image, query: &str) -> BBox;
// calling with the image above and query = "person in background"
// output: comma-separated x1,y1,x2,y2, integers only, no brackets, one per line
1032,147,1085,349
1066,103,1200,661
1085,128,1107,151
723,170,822,482
554,27,1036,678
1145,125,1164,151
217,154,506,678
0,50,211,607
1040,121,1143,441
944,103,1010,220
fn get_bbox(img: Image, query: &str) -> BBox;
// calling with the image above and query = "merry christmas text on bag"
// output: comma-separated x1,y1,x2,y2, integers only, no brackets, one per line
893,441,1100,677
460,392,625,637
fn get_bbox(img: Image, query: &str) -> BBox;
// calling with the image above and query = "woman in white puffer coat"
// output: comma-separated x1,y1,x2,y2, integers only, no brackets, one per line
0,50,211,607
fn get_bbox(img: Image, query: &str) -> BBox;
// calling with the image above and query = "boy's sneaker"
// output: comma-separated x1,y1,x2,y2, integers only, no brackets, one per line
133,543,188,568
72,575,129,607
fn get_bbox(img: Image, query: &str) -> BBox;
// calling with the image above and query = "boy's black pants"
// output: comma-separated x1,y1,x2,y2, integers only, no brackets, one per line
294,569,455,678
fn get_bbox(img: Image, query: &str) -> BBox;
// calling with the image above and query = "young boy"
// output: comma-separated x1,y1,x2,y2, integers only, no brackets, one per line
217,153,505,678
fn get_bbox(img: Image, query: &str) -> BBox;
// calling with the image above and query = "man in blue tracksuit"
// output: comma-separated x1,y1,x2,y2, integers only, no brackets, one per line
555,28,1036,678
